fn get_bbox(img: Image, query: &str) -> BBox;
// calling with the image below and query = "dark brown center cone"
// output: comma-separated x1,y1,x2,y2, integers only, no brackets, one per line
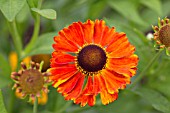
77,45,107,72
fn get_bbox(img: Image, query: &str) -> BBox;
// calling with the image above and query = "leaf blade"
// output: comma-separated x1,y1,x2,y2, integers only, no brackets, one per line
135,88,170,113
0,90,7,113
0,0,26,22
31,8,57,19
25,32,57,57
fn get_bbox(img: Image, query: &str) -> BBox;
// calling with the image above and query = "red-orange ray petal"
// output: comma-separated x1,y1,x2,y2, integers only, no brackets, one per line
64,73,85,100
74,76,96,106
106,33,135,58
107,55,138,77
53,35,78,52
108,43,135,58
101,69,130,94
52,51,75,64
106,33,127,51
75,94,95,107
52,70,78,88
57,72,81,94
50,56,70,67
78,20,94,43
61,22,84,47
100,26,118,46
50,65,78,87
82,76,94,95
108,54,138,66
98,75,118,105
93,19,106,44
93,75,101,95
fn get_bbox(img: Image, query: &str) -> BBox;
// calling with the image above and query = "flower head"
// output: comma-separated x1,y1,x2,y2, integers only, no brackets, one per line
11,61,51,102
50,19,139,106
153,17,170,55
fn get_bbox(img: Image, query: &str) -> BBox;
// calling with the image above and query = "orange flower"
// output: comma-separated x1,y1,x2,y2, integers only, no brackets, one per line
50,19,139,106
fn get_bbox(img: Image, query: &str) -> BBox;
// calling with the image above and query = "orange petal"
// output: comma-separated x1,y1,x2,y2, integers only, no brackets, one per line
108,54,138,65
108,43,135,58
61,22,84,47
102,69,130,94
50,56,69,67
58,72,81,94
100,26,118,46
52,70,78,88
64,73,85,100
82,76,94,95
53,36,78,52
93,75,101,95
52,51,75,64
79,20,94,43
74,76,96,107
106,33,126,52
75,94,95,107
106,33,135,58
98,75,118,105
50,65,78,87
93,19,106,44
107,55,138,77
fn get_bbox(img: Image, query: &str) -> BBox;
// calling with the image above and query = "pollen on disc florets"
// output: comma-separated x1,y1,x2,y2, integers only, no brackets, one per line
75,44,108,76
11,61,51,102
153,17,170,49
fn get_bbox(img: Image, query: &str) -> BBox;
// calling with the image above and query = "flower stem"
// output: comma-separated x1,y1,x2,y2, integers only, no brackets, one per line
8,20,23,57
129,50,162,89
24,13,40,54
33,97,38,113
24,0,43,54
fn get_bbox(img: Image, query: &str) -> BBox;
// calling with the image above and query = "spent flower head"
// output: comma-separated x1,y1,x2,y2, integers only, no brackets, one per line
11,61,51,102
153,17,170,55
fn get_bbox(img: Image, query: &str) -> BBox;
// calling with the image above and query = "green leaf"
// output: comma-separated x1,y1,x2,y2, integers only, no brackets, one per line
26,32,57,57
107,0,146,26
0,0,26,22
31,8,57,19
140,0,162,15
135,88,170,113
0,53,11,88
0,90,7,113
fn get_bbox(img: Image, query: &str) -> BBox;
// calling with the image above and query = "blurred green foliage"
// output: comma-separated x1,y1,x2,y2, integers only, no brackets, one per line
0,0,170,113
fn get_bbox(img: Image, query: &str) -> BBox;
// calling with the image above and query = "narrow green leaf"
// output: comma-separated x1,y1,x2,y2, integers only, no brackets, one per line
26,32,57,57
0,0,26,22
135,88,170,113
0,90,7,113
107,0,146,26
140,0,162,15
31,8,57,19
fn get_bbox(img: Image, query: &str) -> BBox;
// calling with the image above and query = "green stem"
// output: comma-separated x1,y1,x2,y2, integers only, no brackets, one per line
8,20,23,57
33,97,38,113
24,0,43,54
24,13,40,54
129,50,162,89
8,90,15,113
